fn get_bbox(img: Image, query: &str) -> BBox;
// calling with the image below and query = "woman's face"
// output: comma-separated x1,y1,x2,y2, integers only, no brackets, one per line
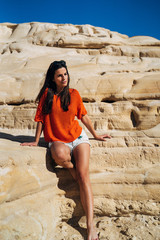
53,67,68,92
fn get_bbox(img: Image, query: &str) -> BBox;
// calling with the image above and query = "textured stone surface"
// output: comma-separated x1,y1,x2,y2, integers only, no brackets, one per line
0,22,160,240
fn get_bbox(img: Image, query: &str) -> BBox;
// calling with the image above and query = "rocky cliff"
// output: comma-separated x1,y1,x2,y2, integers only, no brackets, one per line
0,22,160,240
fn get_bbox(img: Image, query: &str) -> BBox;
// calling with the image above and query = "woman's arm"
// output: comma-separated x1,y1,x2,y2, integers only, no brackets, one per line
20,122,43,146
81,114,111,141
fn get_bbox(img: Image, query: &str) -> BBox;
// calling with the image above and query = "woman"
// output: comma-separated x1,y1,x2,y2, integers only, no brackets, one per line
21,60,111,240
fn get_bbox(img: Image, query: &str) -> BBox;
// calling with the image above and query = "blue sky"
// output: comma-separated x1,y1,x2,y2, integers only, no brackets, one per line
0,0,159,39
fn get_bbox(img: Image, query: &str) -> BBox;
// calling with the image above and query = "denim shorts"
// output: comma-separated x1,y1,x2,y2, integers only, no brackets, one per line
49,129,90,154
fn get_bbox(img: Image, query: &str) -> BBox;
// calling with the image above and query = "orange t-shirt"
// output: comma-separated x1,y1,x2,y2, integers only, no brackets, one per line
34,88,87,143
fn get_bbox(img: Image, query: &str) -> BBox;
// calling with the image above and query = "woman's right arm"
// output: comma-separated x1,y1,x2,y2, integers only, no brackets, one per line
20,122,43,146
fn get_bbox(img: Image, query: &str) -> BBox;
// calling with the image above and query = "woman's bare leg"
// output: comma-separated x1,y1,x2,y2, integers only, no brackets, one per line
50,142,98,239
73,143,98,240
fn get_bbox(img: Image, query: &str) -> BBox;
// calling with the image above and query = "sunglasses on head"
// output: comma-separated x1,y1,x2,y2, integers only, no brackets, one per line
53,60,66,66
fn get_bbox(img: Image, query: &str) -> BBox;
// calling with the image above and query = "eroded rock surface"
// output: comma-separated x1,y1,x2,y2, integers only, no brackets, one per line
0,22,160,240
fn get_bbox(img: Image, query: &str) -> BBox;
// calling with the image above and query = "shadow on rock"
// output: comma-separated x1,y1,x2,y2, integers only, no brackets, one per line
0,131,47,147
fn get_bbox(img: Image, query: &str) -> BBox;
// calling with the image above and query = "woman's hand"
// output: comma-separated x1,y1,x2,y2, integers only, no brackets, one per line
94,134,111,141
20,142,38,147
81,115,111,141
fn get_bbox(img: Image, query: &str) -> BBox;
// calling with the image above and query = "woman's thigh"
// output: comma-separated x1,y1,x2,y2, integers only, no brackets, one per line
73,143,90,178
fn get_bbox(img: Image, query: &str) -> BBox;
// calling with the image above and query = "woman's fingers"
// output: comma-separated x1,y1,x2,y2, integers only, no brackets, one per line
103,134,111,139
20,142,38,146
95,134,111,141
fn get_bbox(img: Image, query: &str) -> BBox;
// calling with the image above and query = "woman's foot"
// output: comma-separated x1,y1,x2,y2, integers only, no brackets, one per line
87,224,99,240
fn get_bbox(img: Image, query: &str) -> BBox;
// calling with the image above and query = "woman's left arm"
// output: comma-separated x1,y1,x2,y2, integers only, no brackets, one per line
81,114,111,141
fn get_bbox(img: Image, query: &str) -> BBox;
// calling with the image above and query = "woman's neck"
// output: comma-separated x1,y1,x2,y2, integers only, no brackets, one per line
55,87,64,95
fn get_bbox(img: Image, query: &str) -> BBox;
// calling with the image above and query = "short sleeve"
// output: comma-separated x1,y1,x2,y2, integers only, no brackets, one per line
34,89,48,123
76,90,87,119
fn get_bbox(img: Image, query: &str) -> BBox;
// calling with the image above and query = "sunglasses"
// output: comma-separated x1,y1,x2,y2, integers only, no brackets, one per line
53,60,66,66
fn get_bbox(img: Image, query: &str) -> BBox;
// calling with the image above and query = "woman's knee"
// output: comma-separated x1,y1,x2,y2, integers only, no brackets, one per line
50,143,72,168
56,148,70,161
51,144,70,160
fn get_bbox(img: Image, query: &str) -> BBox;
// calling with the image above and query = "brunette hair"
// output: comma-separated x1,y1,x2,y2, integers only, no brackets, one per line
36,60,70,113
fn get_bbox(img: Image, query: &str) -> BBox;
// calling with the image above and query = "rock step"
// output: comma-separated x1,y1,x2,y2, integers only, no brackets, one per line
90,146,160,169
0,138,160,205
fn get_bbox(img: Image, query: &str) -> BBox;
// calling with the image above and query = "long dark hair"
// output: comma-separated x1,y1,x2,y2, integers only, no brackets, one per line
36,60,70,113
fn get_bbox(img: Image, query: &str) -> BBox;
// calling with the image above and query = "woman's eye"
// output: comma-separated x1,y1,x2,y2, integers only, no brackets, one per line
57,73,67,77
